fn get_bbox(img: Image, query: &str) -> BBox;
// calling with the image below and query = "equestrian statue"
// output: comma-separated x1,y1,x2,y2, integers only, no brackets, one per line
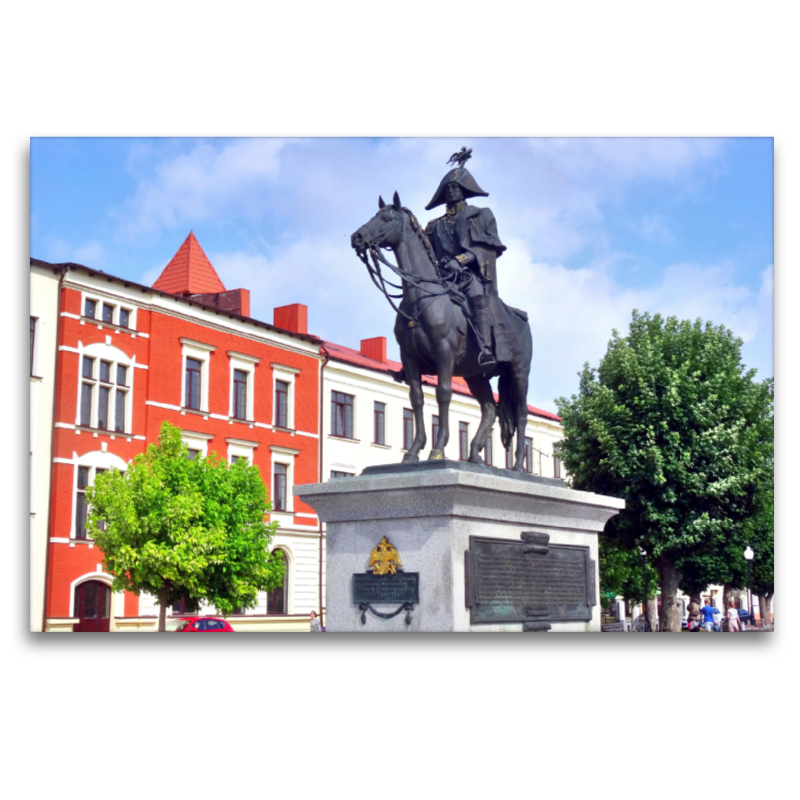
350,150,533,472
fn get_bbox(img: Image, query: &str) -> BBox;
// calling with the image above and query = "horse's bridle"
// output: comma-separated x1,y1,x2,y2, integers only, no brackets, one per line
355,207,459,324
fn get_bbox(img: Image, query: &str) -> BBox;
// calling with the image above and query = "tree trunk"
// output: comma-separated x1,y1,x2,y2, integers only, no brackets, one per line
758,594,772,627
658,555,682,632
647,597,658,631
722,583,734,613
158,583,170,633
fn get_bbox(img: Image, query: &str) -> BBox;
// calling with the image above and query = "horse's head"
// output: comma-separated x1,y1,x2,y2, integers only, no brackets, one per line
351,192,405,255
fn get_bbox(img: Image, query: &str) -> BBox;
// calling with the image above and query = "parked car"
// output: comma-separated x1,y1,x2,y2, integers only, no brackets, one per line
165,616,235,632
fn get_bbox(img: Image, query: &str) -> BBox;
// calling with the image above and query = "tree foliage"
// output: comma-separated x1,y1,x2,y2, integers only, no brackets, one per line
555,311,773,629
86,421,284,629
599,538,659,605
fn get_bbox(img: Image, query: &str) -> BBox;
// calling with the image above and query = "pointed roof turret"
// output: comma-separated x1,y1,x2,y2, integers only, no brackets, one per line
152,232,227,296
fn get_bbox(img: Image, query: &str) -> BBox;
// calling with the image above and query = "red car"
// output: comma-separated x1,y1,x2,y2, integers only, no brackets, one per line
165,616,235,632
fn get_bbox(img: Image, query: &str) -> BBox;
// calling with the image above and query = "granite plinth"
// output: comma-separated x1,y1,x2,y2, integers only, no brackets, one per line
295,465,624,633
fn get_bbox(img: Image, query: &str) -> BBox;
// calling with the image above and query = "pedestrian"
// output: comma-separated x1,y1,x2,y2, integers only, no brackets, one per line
700,600,717,632
309,610,322,633
726,601,740,633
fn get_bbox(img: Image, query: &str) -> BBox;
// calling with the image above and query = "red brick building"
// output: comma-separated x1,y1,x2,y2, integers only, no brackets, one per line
35,233,325,632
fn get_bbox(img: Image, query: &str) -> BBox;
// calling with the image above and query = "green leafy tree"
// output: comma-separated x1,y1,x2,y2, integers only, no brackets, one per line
599,539,659,605
555,311,773,632
86,421,284,631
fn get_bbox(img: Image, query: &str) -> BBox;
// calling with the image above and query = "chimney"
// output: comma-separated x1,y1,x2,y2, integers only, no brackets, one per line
274,303,308,334
360,336,387,362
186,288,250,317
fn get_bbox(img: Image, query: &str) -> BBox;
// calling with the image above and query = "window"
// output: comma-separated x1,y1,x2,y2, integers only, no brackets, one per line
114,390,126,433
524,437,533,474
331,391,354,438
172,598,190,615
102,304,114,324
231,455,248,465
80,383,93,427
331,470,354,479
84,298,96,319
553,456,562,479
186,449,200,461
94,469,107,530
119,308,130,328
484,432,493,466
267,550,287,614
185,357,202,410
273,463,288,511
78,349,131,433
459,422,469,461
374,402,386,444
30,317,36,375
432,415,439,446
506,446,513,469
403,408,413,450
181,339,216,414
233,369,248,420
98,385,110,430
75,466,90,539
275,379,289,428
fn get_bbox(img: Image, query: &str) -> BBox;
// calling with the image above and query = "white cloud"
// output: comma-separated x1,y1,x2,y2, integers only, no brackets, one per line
637,213,675,243
44,237,105,266
117,139,285,235
117,137,771,410
502,245,773,409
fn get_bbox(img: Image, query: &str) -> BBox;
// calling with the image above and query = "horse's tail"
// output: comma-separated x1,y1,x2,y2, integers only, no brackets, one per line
498,365,516,452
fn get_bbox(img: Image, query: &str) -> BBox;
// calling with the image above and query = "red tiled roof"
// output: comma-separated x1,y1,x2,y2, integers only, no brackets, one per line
323,340,561,422
152,232,227,295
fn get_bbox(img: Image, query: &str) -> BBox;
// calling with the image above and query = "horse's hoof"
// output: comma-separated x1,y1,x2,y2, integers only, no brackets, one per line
468,455,484,465
428,449,445,461
402,453,420,463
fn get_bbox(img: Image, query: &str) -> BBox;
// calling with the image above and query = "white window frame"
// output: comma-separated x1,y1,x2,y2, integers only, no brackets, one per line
269,445,300,514
69,450,128,541
181,430,215,458
80,291,138,331
30,316,39,376
271,363,300,430
74,340,135,434
227,351,260,422
180,338,216,413
226,437,258,465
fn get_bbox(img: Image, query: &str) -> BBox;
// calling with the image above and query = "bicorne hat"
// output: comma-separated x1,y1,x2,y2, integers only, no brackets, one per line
424,166,489,211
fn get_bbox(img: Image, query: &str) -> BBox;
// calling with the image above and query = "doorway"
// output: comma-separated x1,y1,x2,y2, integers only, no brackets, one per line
74,580,111,632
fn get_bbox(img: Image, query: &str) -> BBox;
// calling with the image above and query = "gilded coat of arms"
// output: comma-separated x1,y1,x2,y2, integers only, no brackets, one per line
369,537,403,575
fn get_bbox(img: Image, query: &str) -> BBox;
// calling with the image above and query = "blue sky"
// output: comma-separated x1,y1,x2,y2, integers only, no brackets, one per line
30,137,773,412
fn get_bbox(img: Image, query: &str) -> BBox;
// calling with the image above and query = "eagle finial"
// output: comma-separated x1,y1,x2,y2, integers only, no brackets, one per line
447,146,472,169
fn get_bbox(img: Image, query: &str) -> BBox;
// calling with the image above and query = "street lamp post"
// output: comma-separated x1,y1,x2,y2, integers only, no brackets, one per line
744,546,755,627
639,545,649,631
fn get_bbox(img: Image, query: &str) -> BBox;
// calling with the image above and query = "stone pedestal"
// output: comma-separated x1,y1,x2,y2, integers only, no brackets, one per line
295,462,624,633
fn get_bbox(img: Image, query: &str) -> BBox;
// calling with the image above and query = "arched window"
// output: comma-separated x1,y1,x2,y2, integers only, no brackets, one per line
74,580,111,632
267,550,287,615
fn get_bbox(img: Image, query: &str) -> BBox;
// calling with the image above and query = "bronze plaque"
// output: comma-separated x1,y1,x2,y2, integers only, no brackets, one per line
465,535,596,624
353,572,420,605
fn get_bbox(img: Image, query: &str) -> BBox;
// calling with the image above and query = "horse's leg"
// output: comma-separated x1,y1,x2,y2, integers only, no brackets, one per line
463,375,497,464
401,350,426,462
512,359,530,472
429,339,454,460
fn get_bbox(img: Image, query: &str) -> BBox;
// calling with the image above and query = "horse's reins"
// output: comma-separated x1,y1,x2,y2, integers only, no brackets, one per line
356,209,460,325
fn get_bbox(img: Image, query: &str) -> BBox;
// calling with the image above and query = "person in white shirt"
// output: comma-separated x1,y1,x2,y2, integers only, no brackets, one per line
726,601,741,632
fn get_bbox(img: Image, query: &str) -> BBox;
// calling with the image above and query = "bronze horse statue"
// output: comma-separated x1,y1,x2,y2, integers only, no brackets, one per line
351,192,533,471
